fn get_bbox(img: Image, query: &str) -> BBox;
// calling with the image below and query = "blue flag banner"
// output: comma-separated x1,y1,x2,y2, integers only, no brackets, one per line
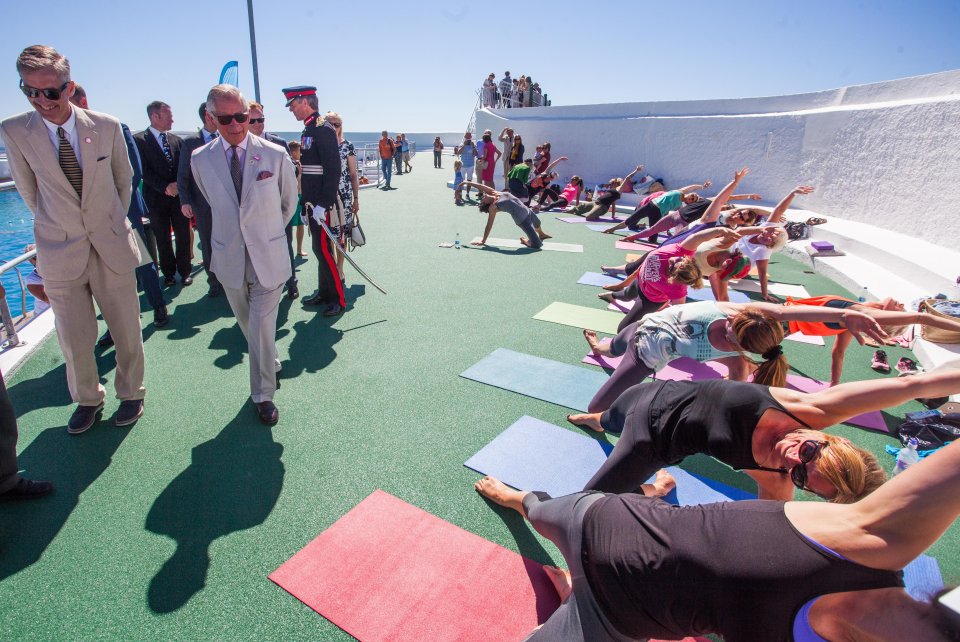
219,61,239,86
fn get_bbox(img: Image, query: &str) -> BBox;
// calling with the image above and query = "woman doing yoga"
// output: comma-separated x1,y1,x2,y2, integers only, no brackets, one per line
464,181,551,249
602,178,712,240
581,299,891,413
532,175,583,212
476,375,960,640
567,165,643,221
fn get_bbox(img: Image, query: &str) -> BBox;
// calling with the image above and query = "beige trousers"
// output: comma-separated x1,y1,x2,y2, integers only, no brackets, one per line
43,250,146,406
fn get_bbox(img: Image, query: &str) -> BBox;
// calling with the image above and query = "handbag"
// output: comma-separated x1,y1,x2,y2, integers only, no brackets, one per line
919,299,960,344
349,215,366,249
897,413,960,450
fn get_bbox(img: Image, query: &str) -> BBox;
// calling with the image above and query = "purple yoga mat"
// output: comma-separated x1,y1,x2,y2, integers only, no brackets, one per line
581,340,624,368
556,216,620,224
615,240,658,251
607,299,635,313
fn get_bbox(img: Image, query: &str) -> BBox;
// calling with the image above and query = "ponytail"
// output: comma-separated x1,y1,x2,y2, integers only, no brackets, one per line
731,308,788,387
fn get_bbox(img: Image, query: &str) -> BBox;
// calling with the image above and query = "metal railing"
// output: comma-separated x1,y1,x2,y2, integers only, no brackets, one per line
355,142,417,187
0,247,37,349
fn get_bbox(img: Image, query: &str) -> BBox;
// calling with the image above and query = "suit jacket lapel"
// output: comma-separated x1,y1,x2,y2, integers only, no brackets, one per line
75,109,99,206
240,135,261,204
209,139,239,208
24,111,79,201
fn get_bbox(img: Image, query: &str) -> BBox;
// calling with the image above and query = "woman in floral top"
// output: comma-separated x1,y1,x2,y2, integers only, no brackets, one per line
326,112,359,277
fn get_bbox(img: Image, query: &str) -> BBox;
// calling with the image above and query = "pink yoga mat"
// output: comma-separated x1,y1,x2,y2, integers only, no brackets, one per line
607,299,635,313
581,339,624,368
270,490,561,641
615,240,658,251
556,216,620,223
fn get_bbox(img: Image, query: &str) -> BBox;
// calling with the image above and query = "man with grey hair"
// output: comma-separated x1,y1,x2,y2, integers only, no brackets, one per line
190,84,298,425
1,45,146,435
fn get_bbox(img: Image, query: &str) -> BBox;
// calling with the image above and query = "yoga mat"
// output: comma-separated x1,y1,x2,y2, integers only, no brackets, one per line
470,237,584,253
607,299,635,313
686,287,751,304
577,272,624,287
556,216,619,223
615,240,658,251
785,331,826,346
465,417,756,505
582,340,624,369
785,376,889,432
625,253,644,262
729,279,811,298
270,490,560,641
585,224,631,236
533,302,623,335
460,348,607,412
903,554,945,601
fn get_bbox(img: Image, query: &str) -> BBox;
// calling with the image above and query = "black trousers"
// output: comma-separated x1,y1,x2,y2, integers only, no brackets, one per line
192,205,218,287
0,374,21,494
308,215,345,307
148,196,192,279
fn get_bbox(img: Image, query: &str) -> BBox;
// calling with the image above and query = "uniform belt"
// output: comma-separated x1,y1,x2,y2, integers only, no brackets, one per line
301,165,324,175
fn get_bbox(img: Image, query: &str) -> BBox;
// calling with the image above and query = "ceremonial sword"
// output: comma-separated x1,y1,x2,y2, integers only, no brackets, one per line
304,203,387,295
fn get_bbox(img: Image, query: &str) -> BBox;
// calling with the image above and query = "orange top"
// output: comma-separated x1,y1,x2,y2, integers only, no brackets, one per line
784,295,855,336
379,138,395,159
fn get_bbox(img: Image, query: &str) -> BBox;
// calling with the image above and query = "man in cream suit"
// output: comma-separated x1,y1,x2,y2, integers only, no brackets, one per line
0,45,146,435
191,84,297,425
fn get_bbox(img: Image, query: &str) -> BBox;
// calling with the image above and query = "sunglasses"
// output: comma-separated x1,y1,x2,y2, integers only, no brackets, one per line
790,440,829,491
215,112,249,125
248,117,265,124
19,79,70,101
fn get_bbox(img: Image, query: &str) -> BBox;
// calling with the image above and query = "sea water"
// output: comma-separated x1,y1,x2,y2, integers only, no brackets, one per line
0,189,37,317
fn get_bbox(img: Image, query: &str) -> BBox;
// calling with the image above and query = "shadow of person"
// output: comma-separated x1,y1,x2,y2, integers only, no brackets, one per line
145,405,284,613
5,363,72,415
164,295,235,342
208,324,248,371
0,421,131,580
281,313,343,379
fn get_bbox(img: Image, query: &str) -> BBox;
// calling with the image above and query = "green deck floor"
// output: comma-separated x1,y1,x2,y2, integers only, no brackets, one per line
1,154,955,640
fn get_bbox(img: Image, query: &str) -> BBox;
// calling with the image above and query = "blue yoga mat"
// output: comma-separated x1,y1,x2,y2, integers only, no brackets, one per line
577,272,624,287
903,554,945,601
687,287,750,303
465,416,756,504
460,349,607,412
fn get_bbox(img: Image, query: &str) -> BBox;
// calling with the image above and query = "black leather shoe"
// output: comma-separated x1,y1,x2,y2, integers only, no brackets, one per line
97,330,114,348
255,400,279,426
288,285,299,300
322,303,344,317
208,284,223,298
163,276,176,287
0,478,54,502
67,402,104,435
154,305,169,328
181,275,194,286
115,399,144,426
303,292,325,306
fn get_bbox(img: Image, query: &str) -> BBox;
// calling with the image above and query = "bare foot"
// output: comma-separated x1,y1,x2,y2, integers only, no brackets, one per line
600,228,615,234
474,476,527,514
600,265,626,276
543,565,573,601
566,413,604,433
582,329,601,355
531,204,541,212
597,292,614,303
639,469,677,498
538,232,553,240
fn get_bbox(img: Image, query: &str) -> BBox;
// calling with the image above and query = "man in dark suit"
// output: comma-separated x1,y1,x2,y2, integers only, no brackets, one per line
134,101,192,287
177,102,221,297
69,84,169,332
248,101,298,300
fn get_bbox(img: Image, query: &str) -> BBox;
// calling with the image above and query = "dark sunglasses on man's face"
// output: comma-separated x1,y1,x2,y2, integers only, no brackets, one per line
215,112,249,125
20,79,70,101
789,440,829,490
248,117,265,124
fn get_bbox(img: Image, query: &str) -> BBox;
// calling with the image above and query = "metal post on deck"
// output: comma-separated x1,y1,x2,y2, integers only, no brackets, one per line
246,0,261,104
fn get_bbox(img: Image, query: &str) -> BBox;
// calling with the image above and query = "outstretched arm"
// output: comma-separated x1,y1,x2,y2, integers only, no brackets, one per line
718,301,889,345
768,185,814,223
678,179,712,194
679,226,742,252
460,181,500,197
617,165,644,192
701,167,749,223
786,435,960,571
729,193,763,201
543,156,568,175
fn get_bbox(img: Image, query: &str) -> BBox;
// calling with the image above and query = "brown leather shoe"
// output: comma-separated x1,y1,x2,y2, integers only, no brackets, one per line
255,400,279,426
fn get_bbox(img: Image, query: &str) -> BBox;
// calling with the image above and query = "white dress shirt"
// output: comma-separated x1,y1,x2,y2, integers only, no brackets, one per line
148,125,171,151
42,106,81,163
220,133,249,166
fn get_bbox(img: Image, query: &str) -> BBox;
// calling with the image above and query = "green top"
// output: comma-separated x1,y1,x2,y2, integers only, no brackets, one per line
508,164,532,183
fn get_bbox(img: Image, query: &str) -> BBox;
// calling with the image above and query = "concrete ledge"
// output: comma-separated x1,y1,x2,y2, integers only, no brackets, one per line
0,308,56,377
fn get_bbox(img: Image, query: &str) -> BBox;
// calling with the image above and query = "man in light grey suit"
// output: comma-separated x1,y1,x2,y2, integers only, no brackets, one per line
0,45,146,435
191,84,297,425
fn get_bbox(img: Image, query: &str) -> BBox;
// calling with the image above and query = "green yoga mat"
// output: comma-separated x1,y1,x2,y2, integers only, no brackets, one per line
532,302,622,335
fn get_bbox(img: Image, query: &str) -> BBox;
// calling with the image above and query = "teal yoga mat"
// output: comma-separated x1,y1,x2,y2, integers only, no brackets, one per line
460,348,607,412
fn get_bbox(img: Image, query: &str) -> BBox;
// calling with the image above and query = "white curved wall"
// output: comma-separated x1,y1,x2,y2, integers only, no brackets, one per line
475,70,960,251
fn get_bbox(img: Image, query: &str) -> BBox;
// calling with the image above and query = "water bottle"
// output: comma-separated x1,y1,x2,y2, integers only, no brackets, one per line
455,233,461,250
858,286,869,303
893,437,920,475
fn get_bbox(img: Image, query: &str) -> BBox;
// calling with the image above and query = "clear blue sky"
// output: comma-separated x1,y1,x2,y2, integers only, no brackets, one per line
4,0,959,133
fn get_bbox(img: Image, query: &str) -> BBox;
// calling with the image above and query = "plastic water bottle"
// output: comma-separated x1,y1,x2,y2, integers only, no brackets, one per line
893,437,920,475
455,233,461,250
858,286,869,303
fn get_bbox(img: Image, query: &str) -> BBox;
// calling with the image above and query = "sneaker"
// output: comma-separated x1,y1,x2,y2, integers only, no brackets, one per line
895,357,921,376
871,350,890,374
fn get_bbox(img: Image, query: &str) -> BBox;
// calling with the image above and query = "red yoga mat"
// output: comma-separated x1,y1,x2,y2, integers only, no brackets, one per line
270,489,560,641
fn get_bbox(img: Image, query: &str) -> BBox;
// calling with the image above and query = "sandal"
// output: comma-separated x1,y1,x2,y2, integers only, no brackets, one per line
806,217,827,226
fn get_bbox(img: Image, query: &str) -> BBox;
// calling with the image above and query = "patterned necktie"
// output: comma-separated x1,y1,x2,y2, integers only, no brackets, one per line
57,127,82,198
159,132,173,167
230,146,242,200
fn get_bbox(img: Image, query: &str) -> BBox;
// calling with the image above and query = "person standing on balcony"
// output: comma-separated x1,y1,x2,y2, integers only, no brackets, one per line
498,72,513,108
482,73,496,108
1,45,146,434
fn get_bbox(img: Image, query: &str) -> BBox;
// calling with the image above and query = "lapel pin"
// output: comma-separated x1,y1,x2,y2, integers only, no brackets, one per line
84,137,92,143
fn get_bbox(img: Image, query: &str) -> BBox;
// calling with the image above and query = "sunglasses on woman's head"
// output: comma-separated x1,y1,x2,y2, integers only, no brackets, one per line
790,440,829,490
19,79,70,101
215,112,249,125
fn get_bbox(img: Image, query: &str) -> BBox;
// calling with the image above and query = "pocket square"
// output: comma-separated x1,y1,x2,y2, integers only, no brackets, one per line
256,170,274,181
